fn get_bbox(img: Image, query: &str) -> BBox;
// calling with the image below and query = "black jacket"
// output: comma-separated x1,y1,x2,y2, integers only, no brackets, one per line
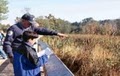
17,42,39,66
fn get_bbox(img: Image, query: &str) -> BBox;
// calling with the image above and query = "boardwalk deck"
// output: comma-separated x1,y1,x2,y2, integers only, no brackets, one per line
0,55,74,76
0,60,14,76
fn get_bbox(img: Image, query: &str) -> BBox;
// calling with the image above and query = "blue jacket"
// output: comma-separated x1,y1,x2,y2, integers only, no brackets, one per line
3,22,58,57
13,42,48,76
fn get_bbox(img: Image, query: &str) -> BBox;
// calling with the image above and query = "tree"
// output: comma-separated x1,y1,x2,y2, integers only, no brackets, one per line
81,20,100,34
81,17,94,26
36,14,72,33
0,0,8,20
0,23,10,32
101,21,117,35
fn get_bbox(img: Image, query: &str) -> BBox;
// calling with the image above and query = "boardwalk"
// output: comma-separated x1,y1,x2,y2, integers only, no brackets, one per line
0,54,74,76
0,60,46,76
0,60,14,76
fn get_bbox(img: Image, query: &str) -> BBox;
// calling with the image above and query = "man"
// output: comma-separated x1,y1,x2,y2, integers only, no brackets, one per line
3,13,67,63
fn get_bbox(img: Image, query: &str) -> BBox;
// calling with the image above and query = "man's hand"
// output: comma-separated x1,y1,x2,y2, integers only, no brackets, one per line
57,33,68,37
9,57,13,63
8,55,14,63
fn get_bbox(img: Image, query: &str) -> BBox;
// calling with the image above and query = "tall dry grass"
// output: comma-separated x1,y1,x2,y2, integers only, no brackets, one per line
41,34,120,76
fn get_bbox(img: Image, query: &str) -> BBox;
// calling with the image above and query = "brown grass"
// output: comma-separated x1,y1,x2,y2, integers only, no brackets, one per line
41,34,120,76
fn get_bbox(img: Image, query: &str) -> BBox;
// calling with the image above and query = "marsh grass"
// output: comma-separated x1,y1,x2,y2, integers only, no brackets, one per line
41,34,120,76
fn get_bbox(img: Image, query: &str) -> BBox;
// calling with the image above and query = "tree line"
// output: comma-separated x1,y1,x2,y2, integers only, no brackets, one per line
36,14,120,36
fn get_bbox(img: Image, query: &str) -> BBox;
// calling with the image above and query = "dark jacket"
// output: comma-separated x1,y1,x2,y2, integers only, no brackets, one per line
17,42,39,66
3,22,58,57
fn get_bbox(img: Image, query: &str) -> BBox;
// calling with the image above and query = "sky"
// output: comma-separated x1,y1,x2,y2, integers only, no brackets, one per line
1,0,120,25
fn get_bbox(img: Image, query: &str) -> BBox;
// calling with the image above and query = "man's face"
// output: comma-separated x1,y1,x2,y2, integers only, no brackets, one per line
22,19,31,28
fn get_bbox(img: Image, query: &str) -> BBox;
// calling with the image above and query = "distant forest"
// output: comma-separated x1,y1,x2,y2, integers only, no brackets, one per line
35,14,120,35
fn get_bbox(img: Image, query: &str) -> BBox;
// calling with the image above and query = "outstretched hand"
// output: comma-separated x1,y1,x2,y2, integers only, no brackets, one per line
57,33,68,38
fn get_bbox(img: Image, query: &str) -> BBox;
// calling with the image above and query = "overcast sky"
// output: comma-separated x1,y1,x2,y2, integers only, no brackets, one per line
1,0,120,25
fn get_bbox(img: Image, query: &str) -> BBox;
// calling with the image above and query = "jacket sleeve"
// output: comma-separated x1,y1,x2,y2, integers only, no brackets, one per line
3,27,14,58
36,54,48,67
33,26,58,35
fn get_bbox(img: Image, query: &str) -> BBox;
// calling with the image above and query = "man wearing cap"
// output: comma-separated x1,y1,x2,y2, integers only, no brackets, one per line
3,13,67,76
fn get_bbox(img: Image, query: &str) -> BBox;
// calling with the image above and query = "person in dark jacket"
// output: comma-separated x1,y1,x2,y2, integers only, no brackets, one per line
14,30,48,76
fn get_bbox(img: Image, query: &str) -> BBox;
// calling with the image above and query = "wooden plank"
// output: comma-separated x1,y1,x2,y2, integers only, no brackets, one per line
0,59,9,73
0,59,7,66
45,54,74,76
0,60,14,76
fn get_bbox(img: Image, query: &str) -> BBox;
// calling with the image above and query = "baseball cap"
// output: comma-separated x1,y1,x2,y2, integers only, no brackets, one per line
21,13,35,24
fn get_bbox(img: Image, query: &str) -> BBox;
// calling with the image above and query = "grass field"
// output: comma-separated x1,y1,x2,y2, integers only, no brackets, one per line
41,34,120,76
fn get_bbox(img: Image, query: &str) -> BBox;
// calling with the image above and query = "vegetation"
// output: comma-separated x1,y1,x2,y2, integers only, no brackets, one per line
36,14,120,76
0,23,10,32
41,35,120,76
36,14,72,33
0,0,8,20
36,15,120,36
0,0,8,31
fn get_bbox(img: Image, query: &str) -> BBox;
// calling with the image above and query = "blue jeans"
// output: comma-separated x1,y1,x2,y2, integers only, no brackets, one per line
0,46,7,59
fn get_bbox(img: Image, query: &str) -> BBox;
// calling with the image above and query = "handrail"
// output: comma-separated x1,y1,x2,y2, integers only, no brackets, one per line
36,40,74,76
45,54,74,76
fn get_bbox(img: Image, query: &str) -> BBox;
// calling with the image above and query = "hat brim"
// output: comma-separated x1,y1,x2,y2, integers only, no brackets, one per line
29,21,36,25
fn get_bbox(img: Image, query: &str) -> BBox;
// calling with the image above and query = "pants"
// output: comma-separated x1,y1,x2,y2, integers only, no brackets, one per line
0,46,7,59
